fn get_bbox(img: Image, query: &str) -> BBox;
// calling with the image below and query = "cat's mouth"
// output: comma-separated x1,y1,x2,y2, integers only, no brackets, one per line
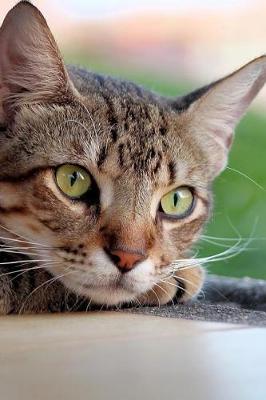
60,267,154,306
50,249,157,305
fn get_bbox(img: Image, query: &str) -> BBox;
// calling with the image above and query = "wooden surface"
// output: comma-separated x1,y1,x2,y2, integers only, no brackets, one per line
0,312,266,400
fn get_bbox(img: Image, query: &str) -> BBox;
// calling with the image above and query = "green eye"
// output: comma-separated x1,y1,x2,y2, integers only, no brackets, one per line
160,187,194,218
56,164,92,198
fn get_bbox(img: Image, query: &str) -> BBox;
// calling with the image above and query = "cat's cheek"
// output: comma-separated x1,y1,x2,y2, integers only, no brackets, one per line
0,182,24,209
0,209,55,247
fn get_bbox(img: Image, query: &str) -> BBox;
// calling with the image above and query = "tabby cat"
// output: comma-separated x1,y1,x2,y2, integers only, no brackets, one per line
0,1,265,314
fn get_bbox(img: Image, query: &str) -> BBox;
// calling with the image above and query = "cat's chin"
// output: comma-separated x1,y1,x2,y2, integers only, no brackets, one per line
78,285,137,306
63,277,153,306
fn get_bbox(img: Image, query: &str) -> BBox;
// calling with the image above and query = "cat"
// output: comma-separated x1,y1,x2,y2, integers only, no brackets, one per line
0,1,265,314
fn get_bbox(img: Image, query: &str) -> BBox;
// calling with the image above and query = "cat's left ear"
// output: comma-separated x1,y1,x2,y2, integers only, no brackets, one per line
0,1,76,123
177,56,266,177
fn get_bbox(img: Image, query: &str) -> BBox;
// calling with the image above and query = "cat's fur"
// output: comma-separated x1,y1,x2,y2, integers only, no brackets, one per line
0,1,265,314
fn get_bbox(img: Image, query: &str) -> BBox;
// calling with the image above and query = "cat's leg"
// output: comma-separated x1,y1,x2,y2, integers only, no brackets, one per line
138,265,205,306
0,274,14,315
173,265,205,302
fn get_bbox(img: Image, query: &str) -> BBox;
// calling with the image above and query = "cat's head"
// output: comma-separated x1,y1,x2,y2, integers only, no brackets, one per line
0,1,265,306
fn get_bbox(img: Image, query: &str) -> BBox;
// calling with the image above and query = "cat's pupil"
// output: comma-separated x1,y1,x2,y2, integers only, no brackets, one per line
69,171,78,187
173,192,179,207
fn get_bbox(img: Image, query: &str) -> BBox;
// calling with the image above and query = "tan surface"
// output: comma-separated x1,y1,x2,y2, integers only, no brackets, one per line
0,312,265,400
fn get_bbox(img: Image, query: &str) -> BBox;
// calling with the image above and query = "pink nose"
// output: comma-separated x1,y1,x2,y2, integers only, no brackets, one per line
107,249,146,272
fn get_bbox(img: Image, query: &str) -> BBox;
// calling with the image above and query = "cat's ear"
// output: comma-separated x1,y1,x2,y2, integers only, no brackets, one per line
0,1,75,123
178,56,266,177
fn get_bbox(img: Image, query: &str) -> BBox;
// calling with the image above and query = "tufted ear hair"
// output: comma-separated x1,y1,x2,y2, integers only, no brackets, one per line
175,56,266,177
0,1,75,123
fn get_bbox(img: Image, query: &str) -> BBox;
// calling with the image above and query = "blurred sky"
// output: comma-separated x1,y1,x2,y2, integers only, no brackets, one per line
59,0,250,18
1,0,265,106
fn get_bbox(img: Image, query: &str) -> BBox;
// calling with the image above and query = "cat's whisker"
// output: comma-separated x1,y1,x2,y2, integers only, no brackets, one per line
158,278,195,300
174,264,203,272
85,297,93,312
9,262,60,282
201,234,266,242
0,259,55,266
0,234,50,249
201,234,247,242
0,223,51,248
99,303,106,312
200,240,249,263
176,250,242,271
150,287,161,308
63,289,72,312
0,235,35,245
201,238,258,251
153,282,175,306
200,237,244,248
169,233,250,272
0,244,51,251
0,261,41,278
198,216,258,258
0,261,61,278
161,274,200,292
133,297,142,308
168,275,206,300
71,295,87,312
176,274,205,295
114,302,122,311
226,166,266,193
0,249,45,257
0,237,56,261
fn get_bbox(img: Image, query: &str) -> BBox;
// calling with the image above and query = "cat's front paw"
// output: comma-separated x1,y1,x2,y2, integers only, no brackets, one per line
173,265,205,303
137,265,205,306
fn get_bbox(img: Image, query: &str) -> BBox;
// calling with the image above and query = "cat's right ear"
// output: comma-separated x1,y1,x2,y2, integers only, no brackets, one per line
173,56,266,178
0,1,76,124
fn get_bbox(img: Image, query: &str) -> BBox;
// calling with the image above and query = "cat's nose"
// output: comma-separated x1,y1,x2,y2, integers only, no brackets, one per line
105,248,146,272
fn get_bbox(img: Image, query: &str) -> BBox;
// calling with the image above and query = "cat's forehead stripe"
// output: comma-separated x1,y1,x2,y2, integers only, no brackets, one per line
167,161,176,185
97,146,108,168
100,92,119,143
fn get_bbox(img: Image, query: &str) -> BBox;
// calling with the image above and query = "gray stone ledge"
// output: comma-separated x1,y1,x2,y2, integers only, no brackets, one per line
203,275,266,312
124,275,266,326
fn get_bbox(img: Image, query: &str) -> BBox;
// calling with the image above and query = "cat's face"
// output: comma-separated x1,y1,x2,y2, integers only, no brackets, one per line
0,2,265,306
0,100,208,305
